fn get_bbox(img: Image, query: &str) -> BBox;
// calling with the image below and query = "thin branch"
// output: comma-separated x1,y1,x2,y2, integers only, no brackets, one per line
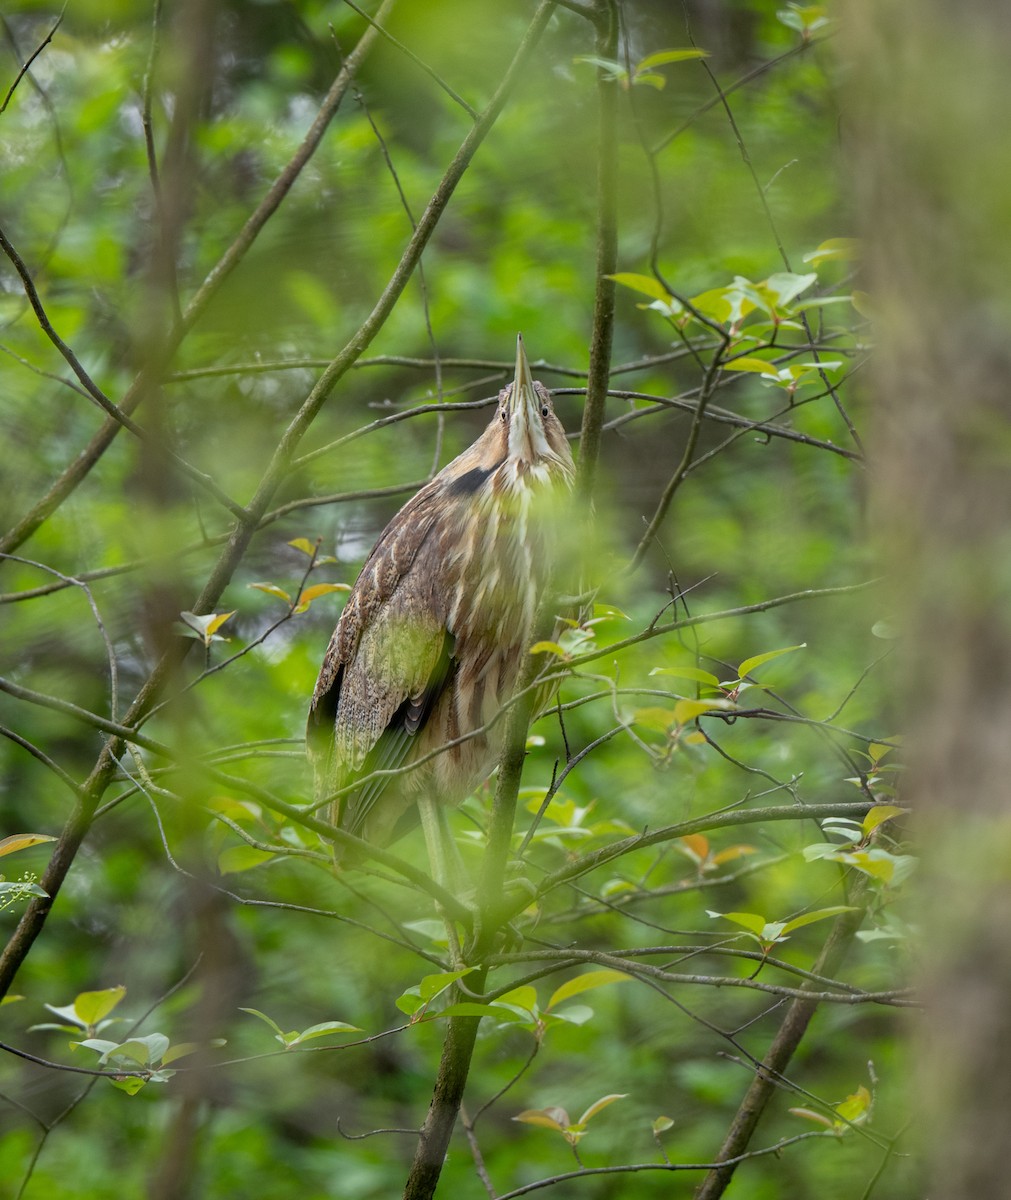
0,6,64,114
0,224,249,522
0,726,82,797
494,1132,835,1199
651,40,819,156
0,341,90,398
0,553,119,718
526,801,876,909
0,1040,153,1080
576,0,619,500
564,580,880,671
0,676,170,758
629,340,729,570
341,0,478,119
166,345,708,384
140,0,163,197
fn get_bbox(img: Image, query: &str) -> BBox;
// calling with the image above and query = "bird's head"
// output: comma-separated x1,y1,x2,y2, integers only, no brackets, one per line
495,335,574,480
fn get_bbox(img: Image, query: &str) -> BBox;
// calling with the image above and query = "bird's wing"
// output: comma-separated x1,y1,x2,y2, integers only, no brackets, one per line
307,485,460,839
335,617,455,839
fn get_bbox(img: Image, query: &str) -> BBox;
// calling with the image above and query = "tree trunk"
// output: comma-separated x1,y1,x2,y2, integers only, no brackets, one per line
848,2,1011,1193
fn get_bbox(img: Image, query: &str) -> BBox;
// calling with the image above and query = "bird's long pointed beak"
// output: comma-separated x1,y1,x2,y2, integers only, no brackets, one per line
509,334,541,463
513,334,536,405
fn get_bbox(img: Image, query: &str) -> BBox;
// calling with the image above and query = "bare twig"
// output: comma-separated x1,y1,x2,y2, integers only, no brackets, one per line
0,6,64,114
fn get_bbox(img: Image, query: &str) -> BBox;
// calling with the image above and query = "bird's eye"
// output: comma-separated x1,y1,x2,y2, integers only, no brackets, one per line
500,408,508,423
541,404,550,417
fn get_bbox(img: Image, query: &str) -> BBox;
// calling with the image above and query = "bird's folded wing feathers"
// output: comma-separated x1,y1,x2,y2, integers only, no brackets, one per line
307,484,461,836
337,623,455,837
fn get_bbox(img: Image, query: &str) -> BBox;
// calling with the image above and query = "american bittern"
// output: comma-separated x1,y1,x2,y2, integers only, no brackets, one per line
307,337,575,872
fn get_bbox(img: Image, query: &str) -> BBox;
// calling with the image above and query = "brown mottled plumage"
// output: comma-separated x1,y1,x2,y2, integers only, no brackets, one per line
307,337,575,858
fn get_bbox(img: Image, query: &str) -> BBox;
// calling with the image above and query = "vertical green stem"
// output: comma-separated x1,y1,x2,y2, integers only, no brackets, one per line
577,0,619,500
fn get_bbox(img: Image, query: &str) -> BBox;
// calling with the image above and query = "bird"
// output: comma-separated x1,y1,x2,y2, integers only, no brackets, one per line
307,336,576,875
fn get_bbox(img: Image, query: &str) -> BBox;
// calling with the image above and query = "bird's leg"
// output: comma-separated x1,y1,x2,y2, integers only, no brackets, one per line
418,794,466,967
418,794,450,889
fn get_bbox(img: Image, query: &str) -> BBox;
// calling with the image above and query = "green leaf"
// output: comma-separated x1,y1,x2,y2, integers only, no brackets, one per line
652,1115,675,1134
395,991,425,1016
869,739,900,762
787,360,843,381
529,640,567,657
630,706,675,733
110,1075,147,1095
0,881,47,898
419,968,475,1002
636,48,709,70
605,272,672,303
737,643,806,678
73,1037,122,1056
835,1084,872,1125
848,849,916,884
802,237,861,266
74,986,126,1027
176,610,236,646
204,611,235,638
690,286,743,324
707,910,767,936
649,666,721,687
777,4,830,35
803,841,855,861
113,1033,170,1065
0,834,56,858
763,271,818,307
494,985,539,1016
287,538,319,556
780,906,858,935
514,1107,569,1132
724,356,782,378
397,969,477,1015
288,1020,361,1044
293,582,351,613
438,1003,526,1022
239,1008,286,1039
862,805,907,835
162,1040,225,1065
591,603,629,621
547,969,630,1011
248,582,292,603
632,71,666,90
546,1004,594,1026
578,1093,629,1126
